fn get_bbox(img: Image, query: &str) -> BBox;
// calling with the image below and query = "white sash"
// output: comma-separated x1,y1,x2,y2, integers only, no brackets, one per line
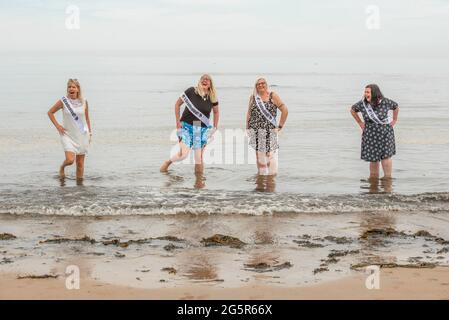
254,94,277,127
61,96,88,134
361,99,391,125
180,92,212,127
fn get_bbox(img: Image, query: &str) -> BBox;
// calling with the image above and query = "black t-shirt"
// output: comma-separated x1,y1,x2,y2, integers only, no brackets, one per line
180,87,218,127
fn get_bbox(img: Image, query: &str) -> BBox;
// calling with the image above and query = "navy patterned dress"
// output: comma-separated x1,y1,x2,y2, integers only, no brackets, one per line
248,92,279,153
351,98,398,162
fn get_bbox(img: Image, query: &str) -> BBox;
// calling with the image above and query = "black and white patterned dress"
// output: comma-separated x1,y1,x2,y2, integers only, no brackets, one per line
247,92,279,153
352,98,398,162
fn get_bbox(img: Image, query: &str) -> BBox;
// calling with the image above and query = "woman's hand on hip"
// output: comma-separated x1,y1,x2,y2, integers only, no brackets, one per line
56,124,66,135
359,122,365,131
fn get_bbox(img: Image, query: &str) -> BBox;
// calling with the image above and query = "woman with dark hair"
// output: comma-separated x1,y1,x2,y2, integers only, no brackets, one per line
350,84,399,179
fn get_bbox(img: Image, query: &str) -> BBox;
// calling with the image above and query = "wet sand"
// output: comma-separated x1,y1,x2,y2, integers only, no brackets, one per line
1,212,448,299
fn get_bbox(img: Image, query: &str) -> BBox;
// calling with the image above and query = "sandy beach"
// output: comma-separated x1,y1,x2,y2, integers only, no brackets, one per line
1,267,448,300
1,213,448,300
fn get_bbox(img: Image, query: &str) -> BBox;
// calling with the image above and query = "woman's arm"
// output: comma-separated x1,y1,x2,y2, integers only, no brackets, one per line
390,107,399,127
174,97,183,129
246,96,252,129
212,105,219,129
47,100,66,135
272,92,288,129
350,107,365,130
85,100,92,134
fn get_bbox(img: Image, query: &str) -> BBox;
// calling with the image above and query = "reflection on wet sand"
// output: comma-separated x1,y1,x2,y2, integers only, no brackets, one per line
360,177,393,194
42,217,92,278
253,230,275,245
245,251,281,270
183,253,219,282
244,216,288,280
167,215,221,282
247,216,278,245
255,174,276,192
358,212,397,265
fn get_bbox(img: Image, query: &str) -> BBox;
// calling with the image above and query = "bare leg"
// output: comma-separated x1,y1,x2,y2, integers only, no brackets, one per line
256,151,269,175
381,158,393,179
267,151,278,176
369,161,380,179
76,154,85,181
60,151,75,178
194,147,204,174
160,142,190,172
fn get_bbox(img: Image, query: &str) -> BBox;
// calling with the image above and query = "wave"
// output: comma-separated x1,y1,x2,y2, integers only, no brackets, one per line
0,186,448,216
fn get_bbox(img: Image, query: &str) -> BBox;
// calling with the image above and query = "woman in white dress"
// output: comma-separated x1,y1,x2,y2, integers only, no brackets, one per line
47,79,92,180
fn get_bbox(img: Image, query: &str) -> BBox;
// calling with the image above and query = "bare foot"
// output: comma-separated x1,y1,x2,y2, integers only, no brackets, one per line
59,166,65,178
160,160,171,172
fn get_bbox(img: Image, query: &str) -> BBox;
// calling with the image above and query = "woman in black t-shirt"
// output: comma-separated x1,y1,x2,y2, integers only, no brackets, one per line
160,74,220,175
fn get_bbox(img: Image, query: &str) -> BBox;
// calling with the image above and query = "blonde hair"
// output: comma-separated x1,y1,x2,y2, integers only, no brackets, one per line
253,77,269,97
67,78,84,102
195,74,218,104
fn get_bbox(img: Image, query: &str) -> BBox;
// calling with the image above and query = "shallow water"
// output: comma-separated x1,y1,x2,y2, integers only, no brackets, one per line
1,53,449,216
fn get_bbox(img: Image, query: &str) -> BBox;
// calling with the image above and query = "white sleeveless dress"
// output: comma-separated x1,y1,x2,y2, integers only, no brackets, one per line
60,98,90,155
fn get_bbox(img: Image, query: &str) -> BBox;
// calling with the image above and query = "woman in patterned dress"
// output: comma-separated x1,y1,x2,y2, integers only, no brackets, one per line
350,84,399,179
246,78,288,176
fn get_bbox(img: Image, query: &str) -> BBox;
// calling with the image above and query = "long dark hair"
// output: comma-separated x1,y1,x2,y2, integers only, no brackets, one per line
365,84,384,107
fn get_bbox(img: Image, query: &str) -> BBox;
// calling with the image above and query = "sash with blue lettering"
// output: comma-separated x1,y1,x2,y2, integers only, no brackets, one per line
61,96,88,134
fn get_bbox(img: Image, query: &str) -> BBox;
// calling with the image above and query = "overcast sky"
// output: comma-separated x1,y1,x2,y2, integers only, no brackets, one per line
1,0,448,57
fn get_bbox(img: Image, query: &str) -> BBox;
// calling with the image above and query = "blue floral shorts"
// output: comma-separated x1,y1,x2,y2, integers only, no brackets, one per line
178,121,210,149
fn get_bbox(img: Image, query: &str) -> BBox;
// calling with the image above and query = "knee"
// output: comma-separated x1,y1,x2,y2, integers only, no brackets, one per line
178,152,189,161
65,158,75,165
257,156,268,166
257,160,268,167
